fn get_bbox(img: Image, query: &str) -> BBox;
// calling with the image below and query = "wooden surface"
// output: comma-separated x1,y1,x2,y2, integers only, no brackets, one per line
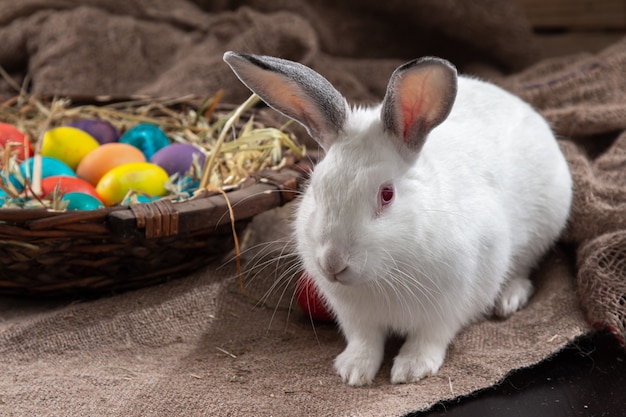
523,0,626,29
534,31,624,57
527,1,625,57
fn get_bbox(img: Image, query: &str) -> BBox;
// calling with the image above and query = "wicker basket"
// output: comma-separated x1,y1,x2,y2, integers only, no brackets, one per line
0,98,315,296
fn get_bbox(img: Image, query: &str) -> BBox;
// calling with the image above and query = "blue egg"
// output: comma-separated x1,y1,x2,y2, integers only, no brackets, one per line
20,156,76,180
62,192,105,210
1,173,23,192
0,188,6,207
135,194,158,203
119,123,169,160
121,194,160,206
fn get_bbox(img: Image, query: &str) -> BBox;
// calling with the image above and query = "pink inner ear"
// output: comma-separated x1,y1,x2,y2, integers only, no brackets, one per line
398,74,430,141
400,95,424,140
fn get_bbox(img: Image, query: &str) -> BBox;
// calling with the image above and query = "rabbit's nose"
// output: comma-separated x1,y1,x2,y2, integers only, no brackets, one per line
317,246,349,282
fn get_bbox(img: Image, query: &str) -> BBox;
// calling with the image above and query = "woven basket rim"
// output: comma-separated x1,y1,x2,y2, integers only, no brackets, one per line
0,151,316,239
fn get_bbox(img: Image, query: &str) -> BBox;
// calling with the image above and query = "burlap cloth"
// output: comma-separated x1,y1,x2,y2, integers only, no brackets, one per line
0,1,624,416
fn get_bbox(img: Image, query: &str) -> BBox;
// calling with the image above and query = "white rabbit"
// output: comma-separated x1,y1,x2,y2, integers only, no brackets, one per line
224,52,573,386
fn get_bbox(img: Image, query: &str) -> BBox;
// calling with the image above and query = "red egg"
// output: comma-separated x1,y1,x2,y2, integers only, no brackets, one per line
0,122,33,162
41,176,103,203
296,272,334,322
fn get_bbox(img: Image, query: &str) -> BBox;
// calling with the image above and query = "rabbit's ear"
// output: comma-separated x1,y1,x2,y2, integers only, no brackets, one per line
381,57,457,155
224,52,349,151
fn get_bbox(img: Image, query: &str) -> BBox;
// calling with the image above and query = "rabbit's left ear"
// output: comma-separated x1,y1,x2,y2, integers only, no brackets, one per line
381,57,457,155
224,52,349,151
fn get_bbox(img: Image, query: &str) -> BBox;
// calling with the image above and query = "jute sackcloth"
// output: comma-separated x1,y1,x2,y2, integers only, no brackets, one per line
1,1,625,415
0,242,586,416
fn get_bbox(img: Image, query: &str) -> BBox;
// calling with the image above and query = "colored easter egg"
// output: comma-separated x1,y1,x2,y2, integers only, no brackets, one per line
62,192,105,210
95,162,169,206
41,176,102,202
76,143,146,186
119,124,169,160
0,188,7,207
121,194,160,206
150,143,206,176
67,119,120,144
20,156,76,180
0,122,33,162
1,172,23,192
41,127,100,170
295,272,333,322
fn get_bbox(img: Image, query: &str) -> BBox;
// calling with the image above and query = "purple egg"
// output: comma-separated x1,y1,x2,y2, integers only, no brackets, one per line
150,143,206,176
68,119,120,144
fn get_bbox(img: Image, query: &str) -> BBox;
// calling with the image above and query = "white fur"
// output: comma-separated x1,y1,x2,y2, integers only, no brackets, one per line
223,52,572,387
294,77,572,386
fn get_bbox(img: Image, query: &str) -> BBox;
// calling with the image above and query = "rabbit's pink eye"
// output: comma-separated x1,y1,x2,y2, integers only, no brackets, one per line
379,184,394,208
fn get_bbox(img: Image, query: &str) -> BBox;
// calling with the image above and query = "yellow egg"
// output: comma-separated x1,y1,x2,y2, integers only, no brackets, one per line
96,162,169,206
41,127,100,170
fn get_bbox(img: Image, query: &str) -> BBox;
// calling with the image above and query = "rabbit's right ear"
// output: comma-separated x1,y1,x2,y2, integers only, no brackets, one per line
381,57,457,158
224,52,349,151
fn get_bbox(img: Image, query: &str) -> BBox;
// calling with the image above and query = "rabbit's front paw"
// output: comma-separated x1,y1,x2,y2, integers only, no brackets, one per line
494,274,533,318
390,347,445,384
334,344,383,386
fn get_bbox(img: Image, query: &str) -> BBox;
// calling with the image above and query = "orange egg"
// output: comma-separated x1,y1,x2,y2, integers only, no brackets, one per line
76,143,146,185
